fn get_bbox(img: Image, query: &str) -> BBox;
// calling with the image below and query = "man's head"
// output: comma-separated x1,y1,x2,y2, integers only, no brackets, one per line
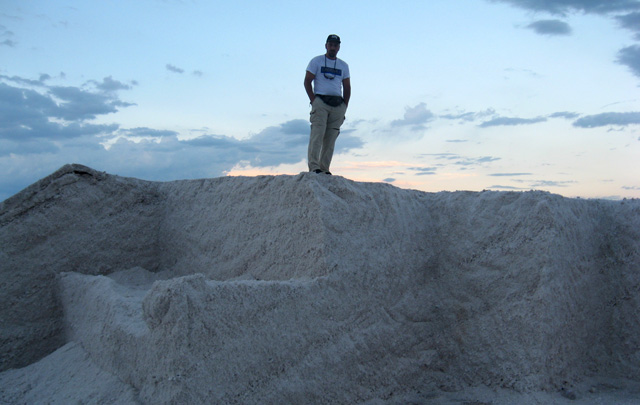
325,34,341,59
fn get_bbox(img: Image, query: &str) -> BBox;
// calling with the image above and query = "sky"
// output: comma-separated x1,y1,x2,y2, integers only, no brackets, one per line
1,0,639,202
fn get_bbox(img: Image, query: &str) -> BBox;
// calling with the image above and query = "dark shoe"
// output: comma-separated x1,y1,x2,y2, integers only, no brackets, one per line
312,169,323,173
324,171,332,175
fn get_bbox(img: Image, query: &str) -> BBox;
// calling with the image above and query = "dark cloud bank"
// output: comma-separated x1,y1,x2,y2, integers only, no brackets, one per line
0,75,363,201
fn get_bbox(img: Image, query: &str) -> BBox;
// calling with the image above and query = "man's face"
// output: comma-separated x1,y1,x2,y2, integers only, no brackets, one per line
325,41,340,58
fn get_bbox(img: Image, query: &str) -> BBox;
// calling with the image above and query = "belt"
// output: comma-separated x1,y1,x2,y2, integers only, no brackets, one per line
316,94,344,107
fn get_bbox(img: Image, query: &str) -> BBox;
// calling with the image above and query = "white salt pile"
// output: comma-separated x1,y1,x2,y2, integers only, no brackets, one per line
1,163,639,404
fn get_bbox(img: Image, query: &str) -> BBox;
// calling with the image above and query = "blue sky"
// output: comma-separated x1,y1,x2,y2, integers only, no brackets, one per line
1,0,639,202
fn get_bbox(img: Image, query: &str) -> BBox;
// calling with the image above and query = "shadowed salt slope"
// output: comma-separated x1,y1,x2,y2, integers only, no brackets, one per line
1,164,639,403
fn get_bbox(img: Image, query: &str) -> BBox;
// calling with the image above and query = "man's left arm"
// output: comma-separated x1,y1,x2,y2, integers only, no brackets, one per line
342,77,351,107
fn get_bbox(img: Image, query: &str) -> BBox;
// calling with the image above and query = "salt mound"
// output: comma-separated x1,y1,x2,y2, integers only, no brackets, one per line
1,164,639,404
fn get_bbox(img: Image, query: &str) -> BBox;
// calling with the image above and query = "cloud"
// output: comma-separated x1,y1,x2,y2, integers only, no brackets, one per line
440,110,577,128
408,167,438,176
616,45,640,78
0,82,121,142
0,74,364,201
421,153,501,168
458,156,501,166
0,119,360,201
549,111,580,119
279,119,310,135
391,103,435,130
490,0,640,16
508,178,578,189
616,12,640,39
504,67,541,78
119,127,180,139
479,116,547,127
244,120,362,167
572,111,640,127
0,75,136,139
90,76,135,93
181,135,252,151
439,108,497,123
166,64,185,74
0,24,15,47
492,0,640,82
440,112,477,121
0,74,50,87
489,173,533,176
48,86,127,121
113,119,360,172
420,153,459,160
166,65,204,77
487,185,527,190
526,19,572,35
0,138,60,157
528,179,577,188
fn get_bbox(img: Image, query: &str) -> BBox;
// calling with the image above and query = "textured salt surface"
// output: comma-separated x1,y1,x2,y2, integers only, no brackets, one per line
1,164,639,404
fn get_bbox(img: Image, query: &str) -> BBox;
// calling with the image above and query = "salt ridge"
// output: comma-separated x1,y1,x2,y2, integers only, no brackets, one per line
1,164,639,403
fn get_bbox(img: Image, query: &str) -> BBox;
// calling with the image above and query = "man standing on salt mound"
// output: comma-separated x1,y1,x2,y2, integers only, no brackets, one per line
304,34,351,175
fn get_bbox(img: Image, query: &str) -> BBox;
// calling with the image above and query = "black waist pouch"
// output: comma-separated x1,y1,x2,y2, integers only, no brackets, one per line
317,95,344,107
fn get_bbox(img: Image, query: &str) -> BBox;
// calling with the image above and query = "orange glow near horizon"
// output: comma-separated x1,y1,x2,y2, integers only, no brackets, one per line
222,159,630,199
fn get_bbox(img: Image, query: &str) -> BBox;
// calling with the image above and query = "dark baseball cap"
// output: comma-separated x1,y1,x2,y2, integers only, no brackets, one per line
326,34,341,43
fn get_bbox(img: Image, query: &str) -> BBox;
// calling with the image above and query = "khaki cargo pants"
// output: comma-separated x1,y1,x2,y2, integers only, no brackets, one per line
308,97,347,173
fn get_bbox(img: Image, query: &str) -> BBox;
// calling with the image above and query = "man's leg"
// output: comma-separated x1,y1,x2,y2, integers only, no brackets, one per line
319,103,347,173
308,99,329,172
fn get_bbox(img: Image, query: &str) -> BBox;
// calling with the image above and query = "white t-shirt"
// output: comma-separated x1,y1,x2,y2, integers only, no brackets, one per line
306,55,350,97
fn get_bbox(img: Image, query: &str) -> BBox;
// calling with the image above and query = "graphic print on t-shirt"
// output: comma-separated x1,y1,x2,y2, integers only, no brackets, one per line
321,66,342,77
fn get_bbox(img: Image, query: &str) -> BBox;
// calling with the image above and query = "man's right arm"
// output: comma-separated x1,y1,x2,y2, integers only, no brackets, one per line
304,71,315,104
342,77,351,107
